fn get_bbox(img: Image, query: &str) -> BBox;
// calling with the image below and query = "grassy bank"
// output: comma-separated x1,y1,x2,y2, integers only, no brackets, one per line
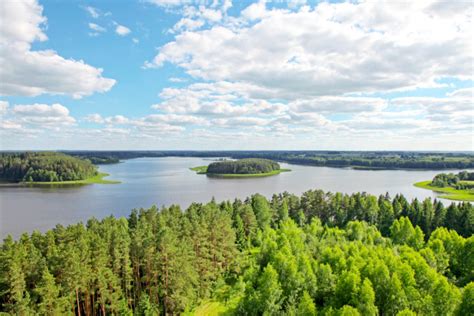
23,172,120,186
414,180,474,202
190,166,208,174
190,166,291,178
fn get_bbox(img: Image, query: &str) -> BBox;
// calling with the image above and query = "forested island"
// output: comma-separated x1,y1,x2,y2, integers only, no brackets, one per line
0,152,118,184
192,158,290,177
1,190,472,315
415,171,474,202
63,150,474,170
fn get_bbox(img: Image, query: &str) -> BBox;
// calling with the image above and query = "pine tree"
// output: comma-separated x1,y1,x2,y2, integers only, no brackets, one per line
35,267,65,315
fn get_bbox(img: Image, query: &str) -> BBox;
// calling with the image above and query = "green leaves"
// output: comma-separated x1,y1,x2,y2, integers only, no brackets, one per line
0,190,471,314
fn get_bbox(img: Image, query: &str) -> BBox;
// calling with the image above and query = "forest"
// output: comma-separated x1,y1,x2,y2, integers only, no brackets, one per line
206,159,280,175
64,150,474,170
1,190,472,315
0,152,98,182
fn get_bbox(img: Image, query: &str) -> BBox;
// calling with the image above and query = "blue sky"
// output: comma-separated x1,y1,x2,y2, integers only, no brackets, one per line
0,0,472,150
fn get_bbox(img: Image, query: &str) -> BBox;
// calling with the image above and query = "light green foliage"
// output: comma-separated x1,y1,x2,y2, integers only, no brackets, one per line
297,291,317,316
0,190,472,315
390,217,425,250
252,194,273,230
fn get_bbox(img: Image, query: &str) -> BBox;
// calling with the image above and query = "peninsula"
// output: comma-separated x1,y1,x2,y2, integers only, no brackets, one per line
414,171,474,201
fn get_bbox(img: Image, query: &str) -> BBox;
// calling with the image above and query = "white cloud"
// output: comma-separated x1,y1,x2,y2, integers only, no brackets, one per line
105,115,129,124
89,23,106,33
290,97,387,114
84,113,104,123
13,103,69,116
148,1,473,98
0,100,9,114
145,0,190,7
171,18,205,33
447,87,473,98
169,77,187,83
84,6,100,18
213,116,269,127
115,24,131,36
0,0,115,98
241,0,268,21
6,103,76,128
143,114,207,125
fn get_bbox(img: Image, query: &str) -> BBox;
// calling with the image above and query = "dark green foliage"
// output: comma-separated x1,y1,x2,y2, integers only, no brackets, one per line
0,152,98,182
207,158,280,174
0,190,472,315
80,156,120,165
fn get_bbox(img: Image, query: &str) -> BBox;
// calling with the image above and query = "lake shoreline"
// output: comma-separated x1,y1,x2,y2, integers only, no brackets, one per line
190,164,291,178
0,172,120,187
2,157,472,239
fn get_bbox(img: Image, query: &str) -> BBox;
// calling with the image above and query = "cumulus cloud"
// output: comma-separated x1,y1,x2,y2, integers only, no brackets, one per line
0,0,116,98
3,103,76,129
147,1,473,98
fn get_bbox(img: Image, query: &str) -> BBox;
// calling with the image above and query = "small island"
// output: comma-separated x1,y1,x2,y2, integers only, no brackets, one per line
191,158,291,178
0,152,120,185
414,171,474,201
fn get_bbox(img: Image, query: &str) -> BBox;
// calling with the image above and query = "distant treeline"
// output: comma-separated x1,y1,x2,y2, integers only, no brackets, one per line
432,171,474,189
0,152,97,182
207,158,280,174
62,150,474,170
78,156,120,165
1,190,472,315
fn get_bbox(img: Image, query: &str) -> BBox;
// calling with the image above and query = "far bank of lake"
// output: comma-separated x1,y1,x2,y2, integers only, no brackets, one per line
1,157,471,238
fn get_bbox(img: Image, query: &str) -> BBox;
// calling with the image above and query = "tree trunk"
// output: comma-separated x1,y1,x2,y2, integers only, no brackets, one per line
76,288,81,316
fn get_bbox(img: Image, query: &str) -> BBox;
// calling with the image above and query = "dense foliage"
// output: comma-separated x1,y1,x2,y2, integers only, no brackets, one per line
432,171,474,189
0,152,98,182
79,156,120,165
207,159,280,174
1,190,472,315
64,150,474,170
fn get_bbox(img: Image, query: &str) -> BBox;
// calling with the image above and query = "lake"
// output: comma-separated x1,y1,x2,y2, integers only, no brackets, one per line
0,157,468,238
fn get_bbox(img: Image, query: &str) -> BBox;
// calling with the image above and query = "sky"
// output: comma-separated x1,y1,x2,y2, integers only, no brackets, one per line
0,0,472,151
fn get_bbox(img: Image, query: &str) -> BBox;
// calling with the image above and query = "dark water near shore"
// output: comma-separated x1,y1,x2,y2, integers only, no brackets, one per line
0,157,467,238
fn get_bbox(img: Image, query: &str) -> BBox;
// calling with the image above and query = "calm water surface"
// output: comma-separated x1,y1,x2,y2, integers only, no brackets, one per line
0,157,468,238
